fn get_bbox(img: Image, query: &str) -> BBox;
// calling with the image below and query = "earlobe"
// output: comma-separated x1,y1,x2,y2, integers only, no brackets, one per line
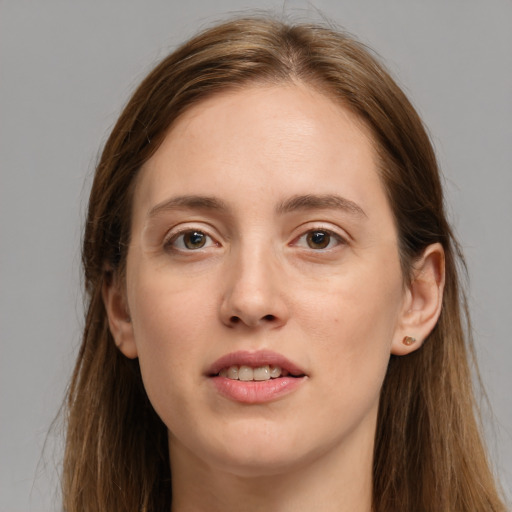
102,271,138,359
391,243,445,356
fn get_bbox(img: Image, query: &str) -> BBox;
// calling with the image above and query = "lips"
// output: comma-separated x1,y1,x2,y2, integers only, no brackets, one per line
207,350,307,404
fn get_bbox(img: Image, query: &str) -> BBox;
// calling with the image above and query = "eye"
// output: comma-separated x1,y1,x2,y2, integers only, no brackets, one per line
295,229,344,250
165,229,217,251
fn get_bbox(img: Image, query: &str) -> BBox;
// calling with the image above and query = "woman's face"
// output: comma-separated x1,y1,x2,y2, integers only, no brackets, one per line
119,84,411,476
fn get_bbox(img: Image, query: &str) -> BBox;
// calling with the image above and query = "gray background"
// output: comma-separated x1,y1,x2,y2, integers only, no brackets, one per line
1,1,511,510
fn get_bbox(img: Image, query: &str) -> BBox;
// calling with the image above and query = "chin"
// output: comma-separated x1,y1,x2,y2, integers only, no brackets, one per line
212,449,305,478
198,427,318,478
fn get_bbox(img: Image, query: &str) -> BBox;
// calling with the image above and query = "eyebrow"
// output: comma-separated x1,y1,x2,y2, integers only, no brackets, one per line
148,195,230,218
276,194,367,218
147,193,367,219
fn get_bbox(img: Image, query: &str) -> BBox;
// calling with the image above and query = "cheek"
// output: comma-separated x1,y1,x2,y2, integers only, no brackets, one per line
295,254,403,346
294,255,403,400
127,270,218,415
130,264,216,343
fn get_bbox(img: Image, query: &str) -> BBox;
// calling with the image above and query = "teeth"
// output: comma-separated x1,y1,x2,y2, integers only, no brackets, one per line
238,366,254,381
227,366,239,380
219,365,283,381
253,365,270,381
269,365,281,378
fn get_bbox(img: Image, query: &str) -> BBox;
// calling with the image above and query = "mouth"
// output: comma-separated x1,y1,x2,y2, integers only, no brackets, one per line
207,350,306,380
216,364,300,381
207,350,306,403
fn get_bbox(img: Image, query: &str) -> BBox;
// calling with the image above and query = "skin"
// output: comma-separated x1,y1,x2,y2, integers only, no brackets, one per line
104,83,444,512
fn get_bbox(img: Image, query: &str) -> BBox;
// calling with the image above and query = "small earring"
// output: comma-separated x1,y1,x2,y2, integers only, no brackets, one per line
402,336,416,346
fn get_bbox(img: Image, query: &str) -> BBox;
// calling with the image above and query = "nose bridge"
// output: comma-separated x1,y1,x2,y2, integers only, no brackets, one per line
220,234,287,328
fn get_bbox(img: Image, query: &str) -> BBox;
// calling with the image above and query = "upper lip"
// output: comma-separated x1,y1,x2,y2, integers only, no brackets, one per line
207,350,306,377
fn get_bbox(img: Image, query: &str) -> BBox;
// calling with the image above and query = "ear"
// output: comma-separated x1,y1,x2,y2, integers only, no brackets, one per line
102,271,138,359
391,243,445,356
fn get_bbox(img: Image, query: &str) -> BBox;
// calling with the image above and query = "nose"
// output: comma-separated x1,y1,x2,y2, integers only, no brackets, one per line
219,246,289,329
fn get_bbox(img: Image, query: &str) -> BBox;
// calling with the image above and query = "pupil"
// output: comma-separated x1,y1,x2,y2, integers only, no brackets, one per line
185,231,206,249
308,231,330,249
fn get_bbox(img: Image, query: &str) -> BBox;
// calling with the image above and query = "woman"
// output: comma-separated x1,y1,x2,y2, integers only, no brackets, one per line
63,16,506,511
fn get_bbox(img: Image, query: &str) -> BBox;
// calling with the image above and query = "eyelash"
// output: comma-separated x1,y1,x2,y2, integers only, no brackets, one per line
163,226,347,253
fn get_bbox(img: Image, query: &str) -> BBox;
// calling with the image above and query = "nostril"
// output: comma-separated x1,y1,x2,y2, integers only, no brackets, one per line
228,314,276,325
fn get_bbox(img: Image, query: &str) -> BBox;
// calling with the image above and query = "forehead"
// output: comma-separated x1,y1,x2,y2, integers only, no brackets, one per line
163,83,373,162
133,83,387,221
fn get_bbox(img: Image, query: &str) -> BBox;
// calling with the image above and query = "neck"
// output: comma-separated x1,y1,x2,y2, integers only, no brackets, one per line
169,431,374,512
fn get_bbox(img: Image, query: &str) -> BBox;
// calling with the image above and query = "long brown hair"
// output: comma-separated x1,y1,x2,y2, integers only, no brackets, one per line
63,16,506,511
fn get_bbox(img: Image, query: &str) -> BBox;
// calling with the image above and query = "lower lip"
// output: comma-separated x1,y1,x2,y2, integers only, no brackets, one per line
210,376,305,404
